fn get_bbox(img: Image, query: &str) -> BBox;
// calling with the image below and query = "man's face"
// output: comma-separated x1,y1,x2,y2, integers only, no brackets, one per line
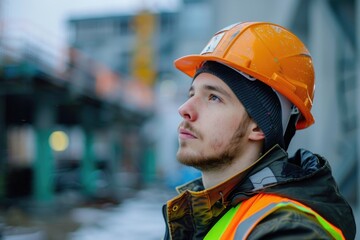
177,72,252,171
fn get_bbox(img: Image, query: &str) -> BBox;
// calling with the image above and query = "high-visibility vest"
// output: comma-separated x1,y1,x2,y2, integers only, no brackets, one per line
204,193,345,240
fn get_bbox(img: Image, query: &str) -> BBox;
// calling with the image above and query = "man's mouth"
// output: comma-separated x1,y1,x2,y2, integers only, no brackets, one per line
178,127,197,139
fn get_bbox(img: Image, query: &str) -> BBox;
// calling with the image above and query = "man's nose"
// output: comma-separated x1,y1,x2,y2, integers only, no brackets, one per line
178,98,198,121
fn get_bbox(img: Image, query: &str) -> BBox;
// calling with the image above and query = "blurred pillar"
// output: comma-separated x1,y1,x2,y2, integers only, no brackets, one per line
107,124,122,200
81,106,96,196
143,143,156,184
34,95,55,202
356,0,360,224
0,97,6,199
81,129,96,195
309,0,337,155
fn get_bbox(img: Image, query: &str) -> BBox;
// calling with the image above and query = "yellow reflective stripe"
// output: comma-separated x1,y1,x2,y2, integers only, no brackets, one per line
276,202,344,240
235,202,344,240
204,204,241,240
205,199,344,240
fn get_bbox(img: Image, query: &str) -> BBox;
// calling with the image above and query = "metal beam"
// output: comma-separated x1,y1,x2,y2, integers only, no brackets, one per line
328,0,356,50
355,0,360,233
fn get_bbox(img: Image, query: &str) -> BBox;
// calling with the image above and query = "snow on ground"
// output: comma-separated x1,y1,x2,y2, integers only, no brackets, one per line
68,187,176,240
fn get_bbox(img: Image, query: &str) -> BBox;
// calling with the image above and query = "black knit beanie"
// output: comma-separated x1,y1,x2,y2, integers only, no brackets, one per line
194,61,284,152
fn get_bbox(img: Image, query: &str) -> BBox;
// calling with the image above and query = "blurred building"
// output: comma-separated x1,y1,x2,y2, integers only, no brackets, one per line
66,9,191,188
67,10,177,83
0,8,157,208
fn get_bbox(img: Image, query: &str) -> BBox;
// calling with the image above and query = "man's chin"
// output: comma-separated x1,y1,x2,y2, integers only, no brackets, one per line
177,151,201,168
177,150,236,172
177,153,216,171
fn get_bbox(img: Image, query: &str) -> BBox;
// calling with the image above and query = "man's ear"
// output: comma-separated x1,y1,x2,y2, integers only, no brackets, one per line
248,123,265,141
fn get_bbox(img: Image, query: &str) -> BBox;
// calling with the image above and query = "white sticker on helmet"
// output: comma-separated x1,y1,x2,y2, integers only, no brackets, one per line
201,32,225,55
215,22,241,34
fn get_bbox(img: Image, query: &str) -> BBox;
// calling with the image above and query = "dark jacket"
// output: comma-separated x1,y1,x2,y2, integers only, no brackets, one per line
162,146,356,239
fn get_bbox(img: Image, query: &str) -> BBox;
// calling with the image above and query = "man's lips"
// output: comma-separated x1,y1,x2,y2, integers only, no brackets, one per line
179,128,197,139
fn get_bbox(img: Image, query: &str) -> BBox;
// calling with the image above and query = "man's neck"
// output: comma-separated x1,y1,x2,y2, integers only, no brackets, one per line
202,146,262,189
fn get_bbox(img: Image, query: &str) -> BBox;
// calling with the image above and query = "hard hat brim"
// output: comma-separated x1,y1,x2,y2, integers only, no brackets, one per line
174,54,314,130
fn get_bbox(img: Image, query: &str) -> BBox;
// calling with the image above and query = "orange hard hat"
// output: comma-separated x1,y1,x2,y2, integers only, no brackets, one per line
174,22,315,129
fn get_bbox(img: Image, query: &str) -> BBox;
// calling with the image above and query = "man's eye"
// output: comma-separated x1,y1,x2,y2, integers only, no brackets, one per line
209,94,221,102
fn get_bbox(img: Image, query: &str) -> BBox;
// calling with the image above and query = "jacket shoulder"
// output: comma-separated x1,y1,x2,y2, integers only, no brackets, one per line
244,207,334,240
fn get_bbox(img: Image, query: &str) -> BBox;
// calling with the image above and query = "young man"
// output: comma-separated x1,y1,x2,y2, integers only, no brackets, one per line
162,22,356,239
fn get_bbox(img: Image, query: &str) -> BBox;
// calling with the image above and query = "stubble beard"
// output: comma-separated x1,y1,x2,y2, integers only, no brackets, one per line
177,116,251,171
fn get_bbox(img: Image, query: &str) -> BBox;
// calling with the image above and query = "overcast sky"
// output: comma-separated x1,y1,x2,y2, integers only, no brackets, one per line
1,0,180,49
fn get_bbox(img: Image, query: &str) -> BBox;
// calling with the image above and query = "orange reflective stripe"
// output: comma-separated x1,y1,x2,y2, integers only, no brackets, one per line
219,194,260,240
204,204,241,240
219,193,344,240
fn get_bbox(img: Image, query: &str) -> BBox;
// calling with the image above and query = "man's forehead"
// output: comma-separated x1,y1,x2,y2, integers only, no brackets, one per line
190,73,234,98
191,72,227,89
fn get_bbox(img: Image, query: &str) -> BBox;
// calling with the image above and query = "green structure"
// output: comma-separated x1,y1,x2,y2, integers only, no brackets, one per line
0,58,151,204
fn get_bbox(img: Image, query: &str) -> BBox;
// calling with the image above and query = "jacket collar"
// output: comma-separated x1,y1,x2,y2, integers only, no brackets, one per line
164,146,286,239
175,145,287,205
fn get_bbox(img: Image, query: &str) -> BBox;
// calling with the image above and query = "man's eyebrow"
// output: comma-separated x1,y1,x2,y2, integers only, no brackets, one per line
203,84,232,98
189,84,232,99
